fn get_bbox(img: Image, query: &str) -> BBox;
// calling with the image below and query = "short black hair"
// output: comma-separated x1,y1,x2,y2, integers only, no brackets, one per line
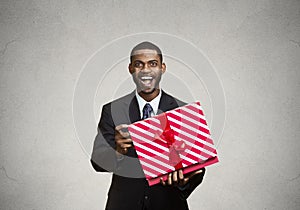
130,41,163,63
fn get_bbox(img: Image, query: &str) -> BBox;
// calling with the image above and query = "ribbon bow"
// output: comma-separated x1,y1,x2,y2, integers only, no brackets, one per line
154,114,185,170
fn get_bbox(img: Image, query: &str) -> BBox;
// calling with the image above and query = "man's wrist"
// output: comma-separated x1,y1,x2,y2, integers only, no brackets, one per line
177,182,190,191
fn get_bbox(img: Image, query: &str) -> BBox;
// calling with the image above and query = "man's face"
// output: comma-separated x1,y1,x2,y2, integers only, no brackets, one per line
129,49,166,94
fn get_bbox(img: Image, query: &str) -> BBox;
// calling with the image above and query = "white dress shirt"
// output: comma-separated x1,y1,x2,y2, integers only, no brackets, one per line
135,89,162,119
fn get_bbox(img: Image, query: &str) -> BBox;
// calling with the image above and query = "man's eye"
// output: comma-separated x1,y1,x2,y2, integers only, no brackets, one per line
149,61,158,67
134,62,143,68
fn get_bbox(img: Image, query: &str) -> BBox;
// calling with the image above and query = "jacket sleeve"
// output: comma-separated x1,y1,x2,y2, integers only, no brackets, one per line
90,103,118,172
179,168,206,199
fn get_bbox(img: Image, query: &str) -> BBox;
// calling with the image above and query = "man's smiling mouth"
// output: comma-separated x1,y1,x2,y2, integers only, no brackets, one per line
140,76,154,86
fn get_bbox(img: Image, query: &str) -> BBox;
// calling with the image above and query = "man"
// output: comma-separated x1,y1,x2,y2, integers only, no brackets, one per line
91,41,205,210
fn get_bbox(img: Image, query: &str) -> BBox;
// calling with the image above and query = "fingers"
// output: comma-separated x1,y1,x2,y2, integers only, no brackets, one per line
116,138,132,154
115,131,130,139
186,169,203,179
179,169,204,186
160,172,178,186
115,124,132,154
115,124,130,138
121,147,127,153
116,139,132,148
167,171,179,186
162,169,203,187
115,138,132,145
168,173,172,185
178,169,185,186
160,178,166,186
115,124,129,130
172,170,178,184
178,169,184,180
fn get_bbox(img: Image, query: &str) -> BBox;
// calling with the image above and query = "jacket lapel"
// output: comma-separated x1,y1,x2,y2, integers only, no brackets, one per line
129,96,141,123
127,90,180,123
157,90,178,114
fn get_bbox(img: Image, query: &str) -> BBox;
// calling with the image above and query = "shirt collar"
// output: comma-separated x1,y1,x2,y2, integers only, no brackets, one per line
135,89,162,118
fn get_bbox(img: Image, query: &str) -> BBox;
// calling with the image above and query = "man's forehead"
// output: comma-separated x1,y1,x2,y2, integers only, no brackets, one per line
131,49,159,57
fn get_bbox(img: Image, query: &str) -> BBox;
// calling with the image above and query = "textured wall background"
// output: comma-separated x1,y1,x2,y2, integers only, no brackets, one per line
1,0,299,209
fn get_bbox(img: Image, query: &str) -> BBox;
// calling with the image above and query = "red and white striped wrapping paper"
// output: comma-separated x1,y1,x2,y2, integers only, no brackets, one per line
128,102,219,186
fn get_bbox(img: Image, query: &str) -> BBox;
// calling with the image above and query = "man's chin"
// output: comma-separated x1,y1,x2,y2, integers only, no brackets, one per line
138,87,157,95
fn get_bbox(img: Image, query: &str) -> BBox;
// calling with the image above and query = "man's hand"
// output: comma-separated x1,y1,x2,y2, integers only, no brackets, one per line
115,124,132,155
160,169,204,187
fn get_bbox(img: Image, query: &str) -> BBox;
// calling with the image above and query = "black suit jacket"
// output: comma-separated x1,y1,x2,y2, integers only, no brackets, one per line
91,90,205,210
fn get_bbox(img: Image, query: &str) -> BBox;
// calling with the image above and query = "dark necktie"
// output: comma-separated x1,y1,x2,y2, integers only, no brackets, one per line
142,103,153,119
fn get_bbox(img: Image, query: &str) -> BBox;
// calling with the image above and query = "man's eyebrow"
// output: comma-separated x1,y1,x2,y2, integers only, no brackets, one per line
133,59,159,63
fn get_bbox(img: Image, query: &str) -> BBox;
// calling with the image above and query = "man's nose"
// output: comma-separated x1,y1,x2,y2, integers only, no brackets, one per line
140,64,152,72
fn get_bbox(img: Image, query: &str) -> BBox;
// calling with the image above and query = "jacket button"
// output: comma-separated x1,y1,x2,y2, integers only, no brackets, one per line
144,195,148,199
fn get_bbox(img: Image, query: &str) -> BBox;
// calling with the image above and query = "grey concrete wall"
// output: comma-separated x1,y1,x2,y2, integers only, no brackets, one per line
0,0,299,209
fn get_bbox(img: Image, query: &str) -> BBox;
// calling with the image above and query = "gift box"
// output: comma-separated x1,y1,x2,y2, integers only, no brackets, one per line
128,102,218,186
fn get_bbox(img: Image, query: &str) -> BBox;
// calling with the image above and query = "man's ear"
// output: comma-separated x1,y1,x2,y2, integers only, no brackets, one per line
162,63,166,73
128,63,134,74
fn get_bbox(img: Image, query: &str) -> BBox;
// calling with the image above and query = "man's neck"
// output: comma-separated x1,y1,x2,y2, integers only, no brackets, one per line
137,88,160,102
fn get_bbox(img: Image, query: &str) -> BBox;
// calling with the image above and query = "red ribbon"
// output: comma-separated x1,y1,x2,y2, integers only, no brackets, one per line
154,114,185,170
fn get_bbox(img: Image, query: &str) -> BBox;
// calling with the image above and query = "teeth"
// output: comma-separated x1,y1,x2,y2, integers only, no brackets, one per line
141,76,153,80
